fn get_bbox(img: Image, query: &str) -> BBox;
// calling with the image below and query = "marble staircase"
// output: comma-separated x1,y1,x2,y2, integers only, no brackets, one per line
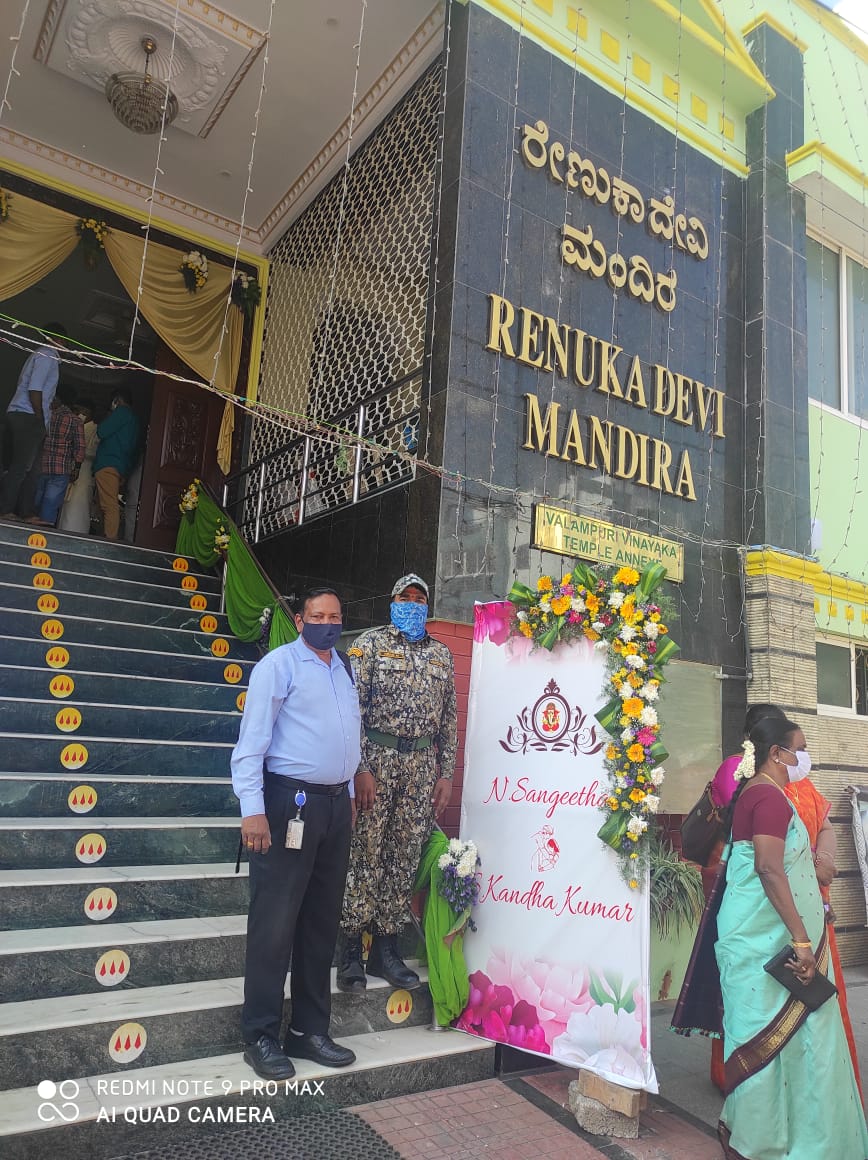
0,519,492,1159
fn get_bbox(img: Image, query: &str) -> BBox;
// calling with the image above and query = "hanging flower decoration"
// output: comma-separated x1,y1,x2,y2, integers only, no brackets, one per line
507,561,679,887
179,250,208,293
214,524,230,554
230,271,261,319
0,189,9,222
437,838,481,938
179,480,200,514
77,217,109,270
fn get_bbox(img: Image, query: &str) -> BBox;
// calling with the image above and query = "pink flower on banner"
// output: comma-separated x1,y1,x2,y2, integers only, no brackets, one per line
636,728,656,747
567,611,582,624
485,949,594,1044
473,601,514,646
647,641,658,654
551,1005,647,1087
633,984,648,1051
456,970,550,1054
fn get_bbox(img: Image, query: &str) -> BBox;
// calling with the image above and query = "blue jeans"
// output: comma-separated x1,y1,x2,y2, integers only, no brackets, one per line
33,473,70,524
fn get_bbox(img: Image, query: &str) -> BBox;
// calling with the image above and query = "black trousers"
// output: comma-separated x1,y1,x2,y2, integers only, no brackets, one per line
241,774,352,1043
0,412,45,516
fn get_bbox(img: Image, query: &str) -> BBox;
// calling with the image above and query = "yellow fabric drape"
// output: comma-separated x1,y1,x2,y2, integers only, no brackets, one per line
0,196,78,301
217,398,235,474
102,230,243,395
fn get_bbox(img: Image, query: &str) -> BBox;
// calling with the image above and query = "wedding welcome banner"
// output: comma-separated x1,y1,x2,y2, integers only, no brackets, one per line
457,602,657,1091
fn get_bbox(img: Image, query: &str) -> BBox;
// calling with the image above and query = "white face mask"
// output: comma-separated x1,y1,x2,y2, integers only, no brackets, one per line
782,747,812,782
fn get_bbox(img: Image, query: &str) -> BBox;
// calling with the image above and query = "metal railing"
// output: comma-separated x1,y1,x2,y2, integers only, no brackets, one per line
224,371,421,543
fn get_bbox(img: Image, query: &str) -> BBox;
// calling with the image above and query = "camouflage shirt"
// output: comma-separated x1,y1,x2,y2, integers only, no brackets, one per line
347,624,458,780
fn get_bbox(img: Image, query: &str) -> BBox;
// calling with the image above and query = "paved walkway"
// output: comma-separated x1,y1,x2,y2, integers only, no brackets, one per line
349,966,868,1160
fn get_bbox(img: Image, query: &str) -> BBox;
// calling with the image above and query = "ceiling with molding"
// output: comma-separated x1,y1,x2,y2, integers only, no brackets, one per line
0,0,443,251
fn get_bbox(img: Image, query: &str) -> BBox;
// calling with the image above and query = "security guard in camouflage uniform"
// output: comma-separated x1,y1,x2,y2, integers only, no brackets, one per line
338,574,457,992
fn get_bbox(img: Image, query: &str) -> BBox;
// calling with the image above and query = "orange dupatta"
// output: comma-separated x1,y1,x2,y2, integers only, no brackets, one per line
784,778,862,1096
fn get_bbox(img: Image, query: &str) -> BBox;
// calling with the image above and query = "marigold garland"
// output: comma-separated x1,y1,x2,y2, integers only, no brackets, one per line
507,560,679,888
77,217,108,270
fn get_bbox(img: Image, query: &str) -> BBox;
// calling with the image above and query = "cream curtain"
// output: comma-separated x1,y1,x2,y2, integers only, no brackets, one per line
102,230,243,395
0,189,246,471
0,196,78,301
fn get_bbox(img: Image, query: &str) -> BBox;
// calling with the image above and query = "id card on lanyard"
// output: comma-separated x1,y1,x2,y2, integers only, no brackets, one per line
286,789,306,850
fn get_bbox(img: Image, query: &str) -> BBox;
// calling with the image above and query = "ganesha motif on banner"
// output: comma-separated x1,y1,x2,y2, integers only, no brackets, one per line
499,678,605,756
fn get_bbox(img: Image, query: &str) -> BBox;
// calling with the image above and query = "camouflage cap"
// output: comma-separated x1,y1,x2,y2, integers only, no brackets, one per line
391,573,429,599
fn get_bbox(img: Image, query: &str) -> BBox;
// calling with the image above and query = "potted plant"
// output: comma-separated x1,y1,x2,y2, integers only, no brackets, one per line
649,828,703,1000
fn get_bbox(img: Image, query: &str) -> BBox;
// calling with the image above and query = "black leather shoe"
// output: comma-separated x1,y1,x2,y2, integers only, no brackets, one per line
243,1034,295,1080
336,932,367,994
366,934,421,990
284,1032,356,1068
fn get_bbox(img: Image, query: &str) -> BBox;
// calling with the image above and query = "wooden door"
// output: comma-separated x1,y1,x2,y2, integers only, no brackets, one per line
136,344,226,551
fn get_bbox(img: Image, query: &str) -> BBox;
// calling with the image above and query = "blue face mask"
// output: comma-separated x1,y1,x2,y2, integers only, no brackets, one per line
300,621,342,651
390,601,428,641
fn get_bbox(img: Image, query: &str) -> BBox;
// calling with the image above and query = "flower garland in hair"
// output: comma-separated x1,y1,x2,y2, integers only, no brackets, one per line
507,561,679,888
733,738,756,781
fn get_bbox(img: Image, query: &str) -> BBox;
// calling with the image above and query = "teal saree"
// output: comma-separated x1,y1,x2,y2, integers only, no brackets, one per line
716,805,867,1159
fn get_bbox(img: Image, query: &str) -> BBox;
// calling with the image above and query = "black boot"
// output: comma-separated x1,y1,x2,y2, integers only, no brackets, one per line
366,934,420,990
336,932,367,993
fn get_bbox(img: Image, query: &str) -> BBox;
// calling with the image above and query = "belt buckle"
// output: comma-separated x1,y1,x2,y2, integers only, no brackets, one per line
397,737,414,755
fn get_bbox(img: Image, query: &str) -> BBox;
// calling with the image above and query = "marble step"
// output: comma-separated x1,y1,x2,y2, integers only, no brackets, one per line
0,578,232,630
0,519,211,572
0,964,434,1089
0,862,248,931
0,539,220,593
0,1025,494,1160
0,636,256,686
0,915,249,1004
0,558,222,613
0,667,248,713
0,773,239,821
0,816,239,870
0,734,234,780
0,698,243,745
0,608,259,663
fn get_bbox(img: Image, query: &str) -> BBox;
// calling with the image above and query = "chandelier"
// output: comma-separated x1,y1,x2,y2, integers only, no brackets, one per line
105,36,178,135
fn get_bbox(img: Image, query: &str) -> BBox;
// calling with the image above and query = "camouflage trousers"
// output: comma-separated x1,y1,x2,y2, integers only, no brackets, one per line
341,745,438,936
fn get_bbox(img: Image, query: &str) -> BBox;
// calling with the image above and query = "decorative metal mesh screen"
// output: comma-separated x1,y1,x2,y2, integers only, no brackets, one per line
232,64,441,541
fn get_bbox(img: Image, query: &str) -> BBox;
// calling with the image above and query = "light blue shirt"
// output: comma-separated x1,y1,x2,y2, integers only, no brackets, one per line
6,346,60,427
231,635,361,817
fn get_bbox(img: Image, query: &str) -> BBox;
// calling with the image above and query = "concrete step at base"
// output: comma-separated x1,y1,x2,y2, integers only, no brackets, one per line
0,774,238,821
0,1026,495,1160
0,699,242,744
0,862,248,930
0,735,233,780
0,581,231,631
0,538,219,592
0,637,255,685
0,816,239,870
0,608,259,662
0,968,432,1088
0,915,248,1003
0,668,248,712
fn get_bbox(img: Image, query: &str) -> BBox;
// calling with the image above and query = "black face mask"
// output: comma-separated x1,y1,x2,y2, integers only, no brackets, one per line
300,621,342,651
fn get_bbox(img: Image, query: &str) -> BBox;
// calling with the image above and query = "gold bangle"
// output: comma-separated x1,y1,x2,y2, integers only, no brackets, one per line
792,940,812,948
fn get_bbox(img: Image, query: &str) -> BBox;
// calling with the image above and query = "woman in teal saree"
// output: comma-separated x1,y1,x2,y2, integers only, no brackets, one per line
715,717,866,1159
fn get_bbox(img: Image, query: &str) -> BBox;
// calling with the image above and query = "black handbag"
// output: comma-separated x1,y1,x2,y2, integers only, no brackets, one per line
764,946,838,1011
680,782,727,865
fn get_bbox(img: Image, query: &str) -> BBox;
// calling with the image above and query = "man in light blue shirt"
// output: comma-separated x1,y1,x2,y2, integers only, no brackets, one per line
232,586,362,1081
0,325,66,519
